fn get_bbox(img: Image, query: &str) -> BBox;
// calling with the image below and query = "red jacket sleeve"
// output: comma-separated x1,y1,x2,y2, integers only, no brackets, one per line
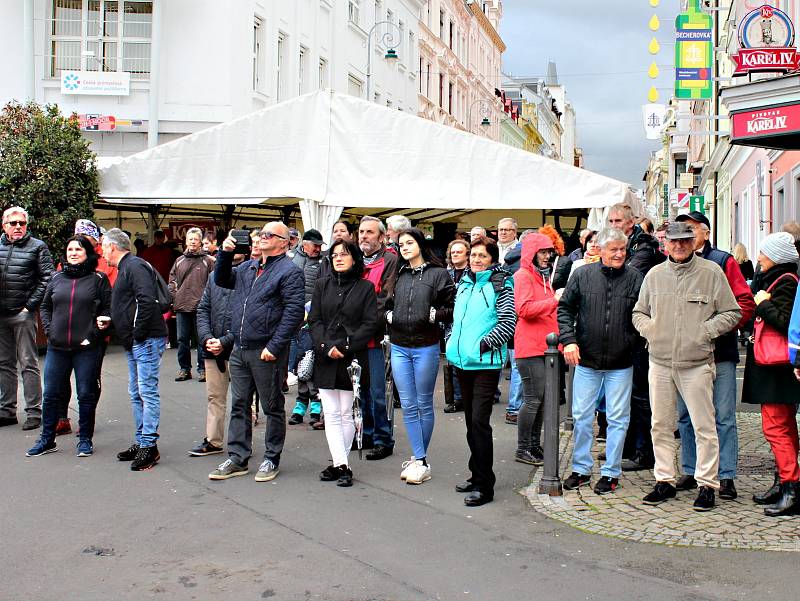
724,256,755,329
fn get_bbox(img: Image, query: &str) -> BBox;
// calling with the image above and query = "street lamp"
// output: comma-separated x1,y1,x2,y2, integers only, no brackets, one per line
467,99,493,133
366,21,401,101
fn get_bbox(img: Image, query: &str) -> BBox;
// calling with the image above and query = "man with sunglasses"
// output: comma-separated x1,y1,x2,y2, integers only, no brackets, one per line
0,206,55,430
209,222,304,483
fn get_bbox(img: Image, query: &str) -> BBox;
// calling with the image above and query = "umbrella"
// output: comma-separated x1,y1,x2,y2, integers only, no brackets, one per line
347,358,364,460
382,335,395,430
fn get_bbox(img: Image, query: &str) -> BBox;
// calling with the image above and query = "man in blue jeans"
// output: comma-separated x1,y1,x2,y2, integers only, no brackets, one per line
103,229,168,471
673,212,755,501
557,228,644,495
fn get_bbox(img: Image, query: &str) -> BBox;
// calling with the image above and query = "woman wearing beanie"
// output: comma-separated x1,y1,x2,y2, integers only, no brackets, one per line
742,232,800,516
26,236,112,458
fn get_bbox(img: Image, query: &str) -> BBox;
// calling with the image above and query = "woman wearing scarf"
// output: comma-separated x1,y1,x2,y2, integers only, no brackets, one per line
388,228,455,485
27,236,112,458
568,230,601,278
742,232,800,516
308,240,377,487
447,236,516,506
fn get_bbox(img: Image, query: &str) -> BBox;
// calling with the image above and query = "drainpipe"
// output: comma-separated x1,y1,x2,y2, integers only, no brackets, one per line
23,0,35,101
147,0,162,148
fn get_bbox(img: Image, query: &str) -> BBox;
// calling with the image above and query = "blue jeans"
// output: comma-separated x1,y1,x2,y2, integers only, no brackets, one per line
677,361,737,479
125,337,167,448
176,312,204,372
41,346,100,444
391,343,439,459
362,347,394,447
572,365,632,478
506,350,523,414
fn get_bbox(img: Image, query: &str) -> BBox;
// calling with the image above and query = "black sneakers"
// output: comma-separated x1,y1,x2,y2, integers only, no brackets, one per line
642,481,677,505
188,439,224,457
693,486,715,512
337,467,353,487
594,476,619,495
675,474,698,491
130,445,160,471
719,478,738,500
117,444,140,461
563,472,591,490
175,369,192,382
366,445,393,461
514,449,544,466
288,413,304,425
319,464,342,481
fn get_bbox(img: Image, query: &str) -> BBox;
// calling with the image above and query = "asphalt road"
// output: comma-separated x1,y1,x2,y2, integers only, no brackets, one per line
0,346,796,601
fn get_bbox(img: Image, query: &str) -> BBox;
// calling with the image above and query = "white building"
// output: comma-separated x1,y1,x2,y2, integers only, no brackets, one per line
502,76,563,159
2,0,423,158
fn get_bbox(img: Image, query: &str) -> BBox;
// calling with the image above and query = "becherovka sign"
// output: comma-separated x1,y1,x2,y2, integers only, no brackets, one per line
732,5,800,75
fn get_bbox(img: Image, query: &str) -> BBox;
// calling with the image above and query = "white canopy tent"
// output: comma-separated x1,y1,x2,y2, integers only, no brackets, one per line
98,90,637,239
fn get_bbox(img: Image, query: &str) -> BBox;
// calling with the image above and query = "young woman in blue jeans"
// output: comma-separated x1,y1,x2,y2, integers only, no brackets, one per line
388,228,454,484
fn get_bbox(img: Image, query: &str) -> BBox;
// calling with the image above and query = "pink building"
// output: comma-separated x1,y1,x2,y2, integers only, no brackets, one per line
417,0,505,140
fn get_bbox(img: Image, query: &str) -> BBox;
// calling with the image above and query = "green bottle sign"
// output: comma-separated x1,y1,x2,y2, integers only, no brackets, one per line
675,0,713,100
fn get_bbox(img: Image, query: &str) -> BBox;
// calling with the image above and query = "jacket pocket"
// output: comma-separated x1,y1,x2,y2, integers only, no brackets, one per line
683,294,714,358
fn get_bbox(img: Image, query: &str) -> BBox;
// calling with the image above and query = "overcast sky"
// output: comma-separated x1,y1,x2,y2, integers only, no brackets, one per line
500,0,670,188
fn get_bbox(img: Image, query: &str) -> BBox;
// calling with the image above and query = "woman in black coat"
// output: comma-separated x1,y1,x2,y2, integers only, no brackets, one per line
741,232,800,516
309,239,377,487
27,236,112,458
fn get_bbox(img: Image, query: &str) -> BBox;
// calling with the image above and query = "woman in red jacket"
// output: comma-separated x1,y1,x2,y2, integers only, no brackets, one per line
513,233,560,465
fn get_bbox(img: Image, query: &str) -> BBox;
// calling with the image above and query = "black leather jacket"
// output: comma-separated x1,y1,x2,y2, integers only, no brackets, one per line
387,263,455,348
0,232,55,315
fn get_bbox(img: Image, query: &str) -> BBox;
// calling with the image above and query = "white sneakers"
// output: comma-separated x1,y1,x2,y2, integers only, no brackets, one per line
286,372,299,386
403,459,431,485
400,456,416,480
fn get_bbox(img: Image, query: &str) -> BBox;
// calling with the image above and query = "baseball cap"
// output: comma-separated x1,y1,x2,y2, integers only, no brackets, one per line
665,221,696,240
675,211,710,229
302,229,324,244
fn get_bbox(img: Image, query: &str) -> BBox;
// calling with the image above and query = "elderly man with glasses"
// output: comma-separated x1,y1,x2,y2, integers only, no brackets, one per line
0,207,55,430
208,222,305,483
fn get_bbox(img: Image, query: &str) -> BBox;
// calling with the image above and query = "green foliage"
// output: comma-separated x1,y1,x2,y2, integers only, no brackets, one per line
0,101,98,257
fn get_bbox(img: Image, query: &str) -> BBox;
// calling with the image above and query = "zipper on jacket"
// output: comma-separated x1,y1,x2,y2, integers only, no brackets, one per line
455,284,474,368
239,267,261,343
0,243,15,307
67,279,76,347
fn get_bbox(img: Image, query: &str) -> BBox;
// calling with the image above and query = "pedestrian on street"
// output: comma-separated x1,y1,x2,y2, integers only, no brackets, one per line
389,228,455,485
673,212,755,502
187,252,245,457
169,227,215,382
27,236,112,458
470,226,487,245
568,230,601,277
497,218,523,423
103,228,168,471
386,215,412,254
558,228,643,495
733,243,754,282
632,221,741,511
208,222,304,483
446,236,515,506
512,233,559,467
443,239,470,414
742,232,800,517
358,216,398,460
0,206,55,431
309,239,377,487
202,231,218,256
140,230,174,283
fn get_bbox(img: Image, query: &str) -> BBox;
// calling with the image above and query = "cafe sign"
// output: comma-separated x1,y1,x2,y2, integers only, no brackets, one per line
732,5,800,75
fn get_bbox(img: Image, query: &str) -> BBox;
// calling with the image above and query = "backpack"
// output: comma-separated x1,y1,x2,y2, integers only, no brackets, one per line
142,261,173,313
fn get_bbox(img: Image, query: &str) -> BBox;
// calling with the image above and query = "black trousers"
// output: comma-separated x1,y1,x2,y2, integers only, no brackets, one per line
455,368,501,496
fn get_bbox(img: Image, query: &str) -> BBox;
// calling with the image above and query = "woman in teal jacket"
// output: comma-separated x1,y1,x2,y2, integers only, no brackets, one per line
446,236,516,507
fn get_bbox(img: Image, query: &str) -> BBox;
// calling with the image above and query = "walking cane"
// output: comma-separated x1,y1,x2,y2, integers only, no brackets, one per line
348,358,364,460
382,335,395,432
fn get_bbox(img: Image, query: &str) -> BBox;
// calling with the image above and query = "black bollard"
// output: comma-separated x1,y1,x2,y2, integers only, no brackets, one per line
538,332,563,496
563,364,575,431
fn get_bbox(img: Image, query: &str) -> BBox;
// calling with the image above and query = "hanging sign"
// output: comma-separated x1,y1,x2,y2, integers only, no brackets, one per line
78,114,116,131
675,0,714,100
732,5,800,75
643,104,668,140
731,102,800,140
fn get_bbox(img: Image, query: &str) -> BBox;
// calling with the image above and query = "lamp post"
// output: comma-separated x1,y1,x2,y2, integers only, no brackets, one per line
467,99,493,134
366,20,401,101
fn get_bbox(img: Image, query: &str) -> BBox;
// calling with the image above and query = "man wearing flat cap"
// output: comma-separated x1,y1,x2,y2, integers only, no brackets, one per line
632,221,741,511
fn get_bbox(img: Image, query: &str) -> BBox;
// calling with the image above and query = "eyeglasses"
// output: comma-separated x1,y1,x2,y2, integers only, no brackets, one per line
331,252,351,259
498,228,516,233
5,221,26,227
259,231,287,240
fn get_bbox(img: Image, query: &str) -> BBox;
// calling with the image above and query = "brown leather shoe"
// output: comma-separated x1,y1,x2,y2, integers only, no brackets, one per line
55,418,72,436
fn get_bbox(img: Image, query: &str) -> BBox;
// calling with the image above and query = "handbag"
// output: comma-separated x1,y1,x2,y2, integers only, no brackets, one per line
297,349,314,381
753,273,799,366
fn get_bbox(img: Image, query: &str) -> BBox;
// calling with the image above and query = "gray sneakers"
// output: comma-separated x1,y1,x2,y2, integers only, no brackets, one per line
208,459,248,480
254,459,279,482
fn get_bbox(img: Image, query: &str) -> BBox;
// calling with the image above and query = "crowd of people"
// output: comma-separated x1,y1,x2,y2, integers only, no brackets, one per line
3,202,800,515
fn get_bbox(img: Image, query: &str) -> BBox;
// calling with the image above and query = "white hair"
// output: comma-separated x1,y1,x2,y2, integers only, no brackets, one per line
185,227,202,239
102,228,131,251
498,217,518,230
361,215,387,234
596,228,628,249
3,206,29,223
386,215,411,231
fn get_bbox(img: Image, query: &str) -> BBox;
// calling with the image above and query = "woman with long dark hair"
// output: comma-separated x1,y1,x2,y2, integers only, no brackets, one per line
388,228,455,485
27,236,112,458
308,239,377,487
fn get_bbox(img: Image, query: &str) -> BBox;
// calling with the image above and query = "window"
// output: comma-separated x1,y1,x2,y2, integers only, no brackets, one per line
419,57,423,93
449,21,454,50
348,73,363,98
439,9,445,38
298,45,307,94
439,73,444,108
448,82,453,114
408,31,415,65
398,20,405,62
319,57,328,89
426,61,431,97
50,0,152,77
252,17,264,91
276,32,286,101
386,99,392,109
348,0,360,25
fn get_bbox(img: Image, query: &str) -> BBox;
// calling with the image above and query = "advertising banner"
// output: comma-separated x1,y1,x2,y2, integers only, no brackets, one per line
61,71,130,96
675,0,714,100
643,104,668,140
731,103,800,140
733,5,799,75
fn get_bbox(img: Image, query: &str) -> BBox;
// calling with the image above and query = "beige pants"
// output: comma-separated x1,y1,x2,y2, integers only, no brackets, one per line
204,358,230,447
649,361,720,490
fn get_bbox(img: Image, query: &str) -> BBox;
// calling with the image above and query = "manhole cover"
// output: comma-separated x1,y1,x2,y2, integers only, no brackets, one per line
737,453,775,475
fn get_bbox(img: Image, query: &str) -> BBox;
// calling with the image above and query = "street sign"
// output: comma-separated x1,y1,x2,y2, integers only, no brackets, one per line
690,195,705,213
675,0,713,100
676,192,690,209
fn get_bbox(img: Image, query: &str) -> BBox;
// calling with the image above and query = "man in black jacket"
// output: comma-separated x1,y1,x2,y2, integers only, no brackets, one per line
0,206,54,430
209,222,304,483
103,228,168,471
557,228,644,495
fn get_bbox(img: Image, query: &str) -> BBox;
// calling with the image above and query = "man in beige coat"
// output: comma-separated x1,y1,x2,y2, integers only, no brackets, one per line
632,221,741,512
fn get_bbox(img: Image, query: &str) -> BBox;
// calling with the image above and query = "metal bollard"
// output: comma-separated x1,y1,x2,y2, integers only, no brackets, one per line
538,332,563,496
563,363,575,431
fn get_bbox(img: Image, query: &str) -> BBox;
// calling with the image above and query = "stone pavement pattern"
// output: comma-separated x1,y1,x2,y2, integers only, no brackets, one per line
524,413,800,552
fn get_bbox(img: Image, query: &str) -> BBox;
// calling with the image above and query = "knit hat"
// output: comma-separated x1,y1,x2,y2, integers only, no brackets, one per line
74,219,100,240
759,232,799,264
